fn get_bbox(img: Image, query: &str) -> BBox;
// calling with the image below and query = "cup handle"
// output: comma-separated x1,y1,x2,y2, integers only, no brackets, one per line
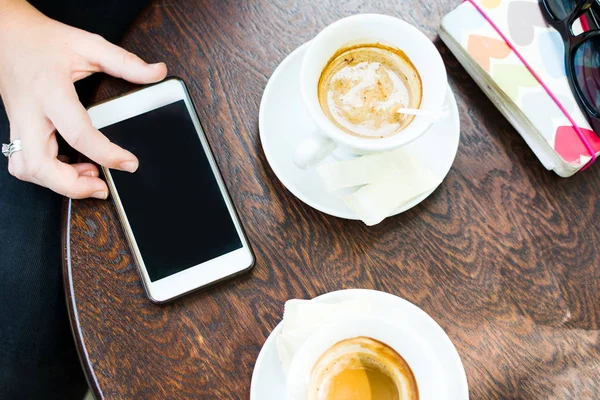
293,132,337,169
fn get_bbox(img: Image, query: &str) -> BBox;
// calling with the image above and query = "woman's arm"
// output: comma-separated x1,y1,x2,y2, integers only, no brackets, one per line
0,0,167,199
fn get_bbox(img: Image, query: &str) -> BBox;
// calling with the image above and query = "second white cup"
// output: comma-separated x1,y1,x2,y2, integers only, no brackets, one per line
285,315,447,400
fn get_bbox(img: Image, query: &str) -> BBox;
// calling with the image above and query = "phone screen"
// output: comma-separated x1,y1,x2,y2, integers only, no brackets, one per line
101,100,242,282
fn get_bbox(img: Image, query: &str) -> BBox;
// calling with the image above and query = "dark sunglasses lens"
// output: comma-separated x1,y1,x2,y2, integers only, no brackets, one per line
545,0,579,20
574,36,600,114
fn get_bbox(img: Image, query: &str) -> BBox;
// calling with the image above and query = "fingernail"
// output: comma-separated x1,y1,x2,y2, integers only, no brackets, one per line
151,62,166,68
119,160,138,173
91,191,108,200
81,170,97,177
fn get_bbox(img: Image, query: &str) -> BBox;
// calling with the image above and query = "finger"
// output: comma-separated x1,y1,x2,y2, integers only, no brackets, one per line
45,83,139,172
7,142,107,199
6,150,27,182
71,162,100,178
38,158,108,199
6,117,55,183
85,35,167,84
10,119,108,198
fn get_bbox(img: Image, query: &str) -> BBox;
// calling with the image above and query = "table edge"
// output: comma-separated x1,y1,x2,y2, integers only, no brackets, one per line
61,197,104,400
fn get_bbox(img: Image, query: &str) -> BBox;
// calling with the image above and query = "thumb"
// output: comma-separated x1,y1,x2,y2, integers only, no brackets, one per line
87,35,168,84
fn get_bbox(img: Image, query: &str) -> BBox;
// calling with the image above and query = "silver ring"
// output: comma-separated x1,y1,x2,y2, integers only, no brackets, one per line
2,140,22,158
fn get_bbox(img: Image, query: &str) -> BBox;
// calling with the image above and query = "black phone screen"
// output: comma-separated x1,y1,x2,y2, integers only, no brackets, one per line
101,99,242,282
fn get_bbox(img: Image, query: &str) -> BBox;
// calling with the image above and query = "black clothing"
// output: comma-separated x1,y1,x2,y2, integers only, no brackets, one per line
0,1,150,398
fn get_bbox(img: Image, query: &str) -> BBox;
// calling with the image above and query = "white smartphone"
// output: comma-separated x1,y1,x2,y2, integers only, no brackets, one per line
88,78,255,303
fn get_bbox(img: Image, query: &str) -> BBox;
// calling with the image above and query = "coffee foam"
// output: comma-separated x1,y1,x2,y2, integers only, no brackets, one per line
329,62,410,119
318,44,422,139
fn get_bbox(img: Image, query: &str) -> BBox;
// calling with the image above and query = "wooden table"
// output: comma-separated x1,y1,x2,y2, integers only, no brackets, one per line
62,0,600,399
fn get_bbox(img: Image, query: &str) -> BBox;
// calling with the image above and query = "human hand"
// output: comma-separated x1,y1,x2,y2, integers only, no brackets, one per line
0,0,167,198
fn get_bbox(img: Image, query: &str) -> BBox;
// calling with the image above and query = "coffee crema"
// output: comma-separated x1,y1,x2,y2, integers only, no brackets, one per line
307,336,419,400
318,44,423,139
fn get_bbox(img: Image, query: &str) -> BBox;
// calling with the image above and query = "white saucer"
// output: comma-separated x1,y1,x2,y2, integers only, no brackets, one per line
250,289,469,399
259,42,461,220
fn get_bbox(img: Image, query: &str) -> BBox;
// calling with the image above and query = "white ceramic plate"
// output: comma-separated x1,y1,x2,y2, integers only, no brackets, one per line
259,42,461,220
249,289,469,400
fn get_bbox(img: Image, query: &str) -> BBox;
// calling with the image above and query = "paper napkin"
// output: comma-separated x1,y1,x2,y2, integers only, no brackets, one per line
276,299,372,374
317,148,441,225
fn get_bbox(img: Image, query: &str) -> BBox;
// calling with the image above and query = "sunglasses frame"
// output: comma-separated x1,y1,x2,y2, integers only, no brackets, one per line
539,0,600,135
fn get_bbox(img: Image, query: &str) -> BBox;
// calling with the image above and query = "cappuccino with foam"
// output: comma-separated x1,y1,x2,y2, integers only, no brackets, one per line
318,44,422,139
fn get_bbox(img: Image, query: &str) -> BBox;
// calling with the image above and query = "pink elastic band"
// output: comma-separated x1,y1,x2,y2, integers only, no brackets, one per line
581,14,591,32
463,0,596,169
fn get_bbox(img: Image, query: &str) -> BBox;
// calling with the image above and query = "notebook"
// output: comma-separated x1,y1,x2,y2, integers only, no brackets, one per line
439,0,600,177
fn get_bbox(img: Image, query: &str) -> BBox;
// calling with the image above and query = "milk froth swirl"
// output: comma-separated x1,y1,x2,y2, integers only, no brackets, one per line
318,44,423,139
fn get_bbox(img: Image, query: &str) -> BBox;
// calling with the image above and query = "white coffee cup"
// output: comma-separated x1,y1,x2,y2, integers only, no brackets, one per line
294,14,447,169
285,315,447,400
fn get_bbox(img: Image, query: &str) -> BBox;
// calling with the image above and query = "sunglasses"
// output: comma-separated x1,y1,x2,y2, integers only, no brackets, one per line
539,0,600,136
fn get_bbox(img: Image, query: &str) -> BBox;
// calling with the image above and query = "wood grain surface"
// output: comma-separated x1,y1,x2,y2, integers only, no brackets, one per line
63,0,600,399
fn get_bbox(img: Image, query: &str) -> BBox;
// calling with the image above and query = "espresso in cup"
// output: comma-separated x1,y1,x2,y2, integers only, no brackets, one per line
318,44,423,140
307,336,419,400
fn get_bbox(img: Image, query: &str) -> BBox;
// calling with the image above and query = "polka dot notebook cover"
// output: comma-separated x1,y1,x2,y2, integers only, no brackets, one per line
440,0,600,177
